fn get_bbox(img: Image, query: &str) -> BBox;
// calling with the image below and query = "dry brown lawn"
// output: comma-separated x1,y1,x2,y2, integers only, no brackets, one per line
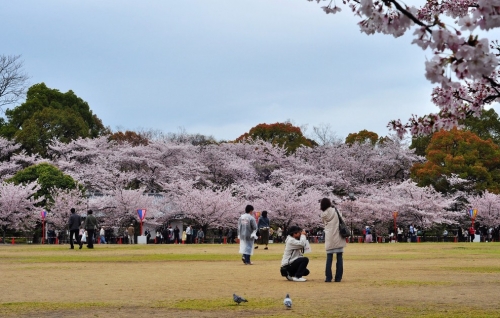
0,242,499,317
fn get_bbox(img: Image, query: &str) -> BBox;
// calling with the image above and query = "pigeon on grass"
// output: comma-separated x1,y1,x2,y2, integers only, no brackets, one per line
233,293,248,305
284,293,292,309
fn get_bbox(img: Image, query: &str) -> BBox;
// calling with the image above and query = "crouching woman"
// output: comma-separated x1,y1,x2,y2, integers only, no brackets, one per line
280,226,310,282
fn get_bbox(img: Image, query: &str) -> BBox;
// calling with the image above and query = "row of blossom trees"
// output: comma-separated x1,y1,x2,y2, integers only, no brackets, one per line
1,133,499,237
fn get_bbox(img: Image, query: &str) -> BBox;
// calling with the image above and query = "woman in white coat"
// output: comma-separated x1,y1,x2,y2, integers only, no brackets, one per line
320,198,346,282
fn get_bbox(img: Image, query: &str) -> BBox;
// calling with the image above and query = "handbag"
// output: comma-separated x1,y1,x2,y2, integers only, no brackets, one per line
335,208,350,238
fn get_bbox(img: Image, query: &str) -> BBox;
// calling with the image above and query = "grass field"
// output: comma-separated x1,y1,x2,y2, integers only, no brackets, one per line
0,242,499,317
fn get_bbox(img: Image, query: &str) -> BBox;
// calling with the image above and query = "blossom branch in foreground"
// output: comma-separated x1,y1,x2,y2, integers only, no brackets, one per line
309,0,500,137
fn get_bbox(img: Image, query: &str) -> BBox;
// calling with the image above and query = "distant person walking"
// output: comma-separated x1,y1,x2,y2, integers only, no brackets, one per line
174,226,180,244
238,205,258,265
186,225,192,244
320,198,346,283
67,208,81,250
218,227,224,244
277,227,283,243
197,227,204,243
397,227,403,242
82,210,98,249
127,224,135,244
80,227,87,247
100,227,106,244
257,211,270,250
468,226,475,242
364,226,372,243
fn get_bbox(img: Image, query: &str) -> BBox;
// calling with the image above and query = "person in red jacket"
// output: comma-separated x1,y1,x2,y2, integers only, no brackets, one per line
468,226,475,242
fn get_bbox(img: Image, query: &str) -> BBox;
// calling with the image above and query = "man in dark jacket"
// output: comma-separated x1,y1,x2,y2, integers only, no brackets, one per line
82,210,98,249
68,208,81,250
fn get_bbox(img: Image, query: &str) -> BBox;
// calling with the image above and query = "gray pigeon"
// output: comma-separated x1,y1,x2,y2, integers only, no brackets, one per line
284,293,292,309
233,293,248,305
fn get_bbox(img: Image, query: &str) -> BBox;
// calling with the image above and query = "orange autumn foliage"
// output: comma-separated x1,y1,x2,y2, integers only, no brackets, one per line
411,128,500,193
236,122,315,153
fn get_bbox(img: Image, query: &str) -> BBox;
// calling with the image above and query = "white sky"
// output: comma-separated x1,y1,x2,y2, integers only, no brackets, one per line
2,1,497,141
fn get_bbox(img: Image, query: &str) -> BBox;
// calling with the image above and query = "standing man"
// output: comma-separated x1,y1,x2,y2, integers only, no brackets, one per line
68,208,81,250
127,224,135,244
277,227,283,243
238,205,258,265
197,227,204,243
397,227,403,242
186,225,192,244
409,224,416,242
174,226,180,244
82,210,98,249
218,227,224,244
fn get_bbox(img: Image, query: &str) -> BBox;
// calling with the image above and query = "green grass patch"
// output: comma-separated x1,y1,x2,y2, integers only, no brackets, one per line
440,266,500,273
155,297,282,311
0,302,107,315
381,280,452,287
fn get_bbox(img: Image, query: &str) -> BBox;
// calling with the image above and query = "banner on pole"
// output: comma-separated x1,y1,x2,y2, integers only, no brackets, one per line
41,210,47,219
468,209,477,219
137,209,146,221
254,211,260,222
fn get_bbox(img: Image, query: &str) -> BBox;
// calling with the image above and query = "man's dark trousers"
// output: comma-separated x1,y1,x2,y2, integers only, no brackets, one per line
69,229,80,249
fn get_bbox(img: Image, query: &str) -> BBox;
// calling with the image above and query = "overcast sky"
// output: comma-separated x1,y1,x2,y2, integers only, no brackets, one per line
3,1,496,142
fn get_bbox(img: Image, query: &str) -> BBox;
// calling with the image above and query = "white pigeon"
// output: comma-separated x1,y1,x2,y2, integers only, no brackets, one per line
284,293,292,309
233,293,248,305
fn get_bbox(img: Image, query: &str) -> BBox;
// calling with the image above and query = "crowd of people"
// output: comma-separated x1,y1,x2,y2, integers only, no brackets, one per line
57,208,499,248
62,201,499,285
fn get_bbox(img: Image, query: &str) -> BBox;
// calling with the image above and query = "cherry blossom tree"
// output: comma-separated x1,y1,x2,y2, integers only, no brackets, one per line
0,132,460,236
308,0,500,137
88,188,158,232
170,180,243,232
241,175,323,230
466,190,500,227
341,180,457,234
46,188,86,231
0,181,43,242
0,137,22,181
